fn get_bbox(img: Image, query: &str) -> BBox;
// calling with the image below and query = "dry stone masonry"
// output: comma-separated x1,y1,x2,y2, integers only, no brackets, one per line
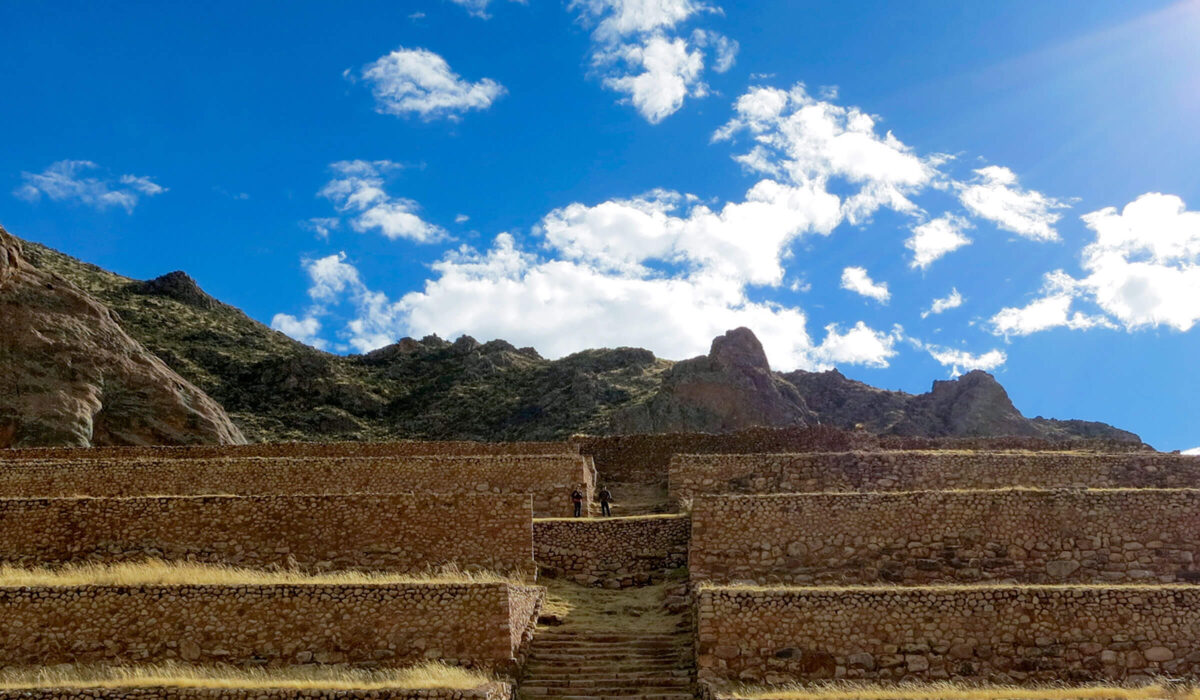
0,583,543,671
534,514,689,587
0,454,595,518
0,493,535,575
0,440,574,461
690,489,1200,585
696,585,1200,684
0,685,513,699
670,451,1200,502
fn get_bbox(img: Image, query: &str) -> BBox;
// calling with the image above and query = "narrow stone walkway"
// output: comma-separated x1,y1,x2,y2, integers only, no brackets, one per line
519,576,694,700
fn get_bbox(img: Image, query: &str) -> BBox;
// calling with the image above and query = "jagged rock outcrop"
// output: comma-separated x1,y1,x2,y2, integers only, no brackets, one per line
131,270,222,310
611,328,816,433
0,226,246,447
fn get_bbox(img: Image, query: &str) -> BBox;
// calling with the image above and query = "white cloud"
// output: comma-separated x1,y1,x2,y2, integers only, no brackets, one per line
360,47,505,121
601,35,705,124
922,343,1007,377
812,322,901,368
989,272,1113,336
270,313,327,350
921,288,964,318
840,266,890,303
958,166,1070,241
990,193,1200,336
1183,447,1200,456
446,0,524,19
14,160,166,213
716,84,938,223
1075,192,1200,331
906,214,972,269
319,160,446,243
572,0,734,122
305,217,340,240
455,214,470,223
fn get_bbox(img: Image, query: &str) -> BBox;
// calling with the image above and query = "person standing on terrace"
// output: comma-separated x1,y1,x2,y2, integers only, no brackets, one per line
598,485,613,517
571,486,584,517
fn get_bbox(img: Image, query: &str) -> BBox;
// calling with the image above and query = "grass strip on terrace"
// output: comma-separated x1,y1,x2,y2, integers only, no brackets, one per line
728,681,1176,700
0,662,493,691
534,512,688,522
0,559,525,587
694,487,1200,499
699,581,1200,593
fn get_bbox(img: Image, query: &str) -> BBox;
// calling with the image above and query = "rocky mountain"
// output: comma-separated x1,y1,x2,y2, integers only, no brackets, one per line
3,230,1142,446
0,227,245,447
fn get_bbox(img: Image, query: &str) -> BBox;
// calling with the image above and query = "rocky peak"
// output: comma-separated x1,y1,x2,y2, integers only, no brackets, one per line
133,270,221,310
709,327,771,374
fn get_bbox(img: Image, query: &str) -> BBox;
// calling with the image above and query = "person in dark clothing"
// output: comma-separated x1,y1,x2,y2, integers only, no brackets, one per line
571,487,584,517
598,486,613,517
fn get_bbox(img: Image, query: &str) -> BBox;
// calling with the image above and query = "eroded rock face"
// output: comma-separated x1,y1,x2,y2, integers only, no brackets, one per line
0,226,245,447
611,327,815,433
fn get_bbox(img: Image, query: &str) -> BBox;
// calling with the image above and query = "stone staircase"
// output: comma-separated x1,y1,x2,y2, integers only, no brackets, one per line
519,629,695,700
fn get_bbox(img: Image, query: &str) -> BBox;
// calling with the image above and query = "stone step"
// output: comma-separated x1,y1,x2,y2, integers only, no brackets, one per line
518,691,696,696
521,679,692,690
523,664,689,675
534,634,686,642
532,643,687,652
530,648,691,657
520,672,691,681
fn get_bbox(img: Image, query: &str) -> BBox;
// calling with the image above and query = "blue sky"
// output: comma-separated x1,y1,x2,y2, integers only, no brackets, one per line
2,1,1198,450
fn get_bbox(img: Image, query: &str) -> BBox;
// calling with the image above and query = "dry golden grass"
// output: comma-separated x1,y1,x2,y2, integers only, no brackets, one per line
0,559,525,587
539,577,683,635
729,681,1179,700
699,581,1197,593
534,512,687,523
0,662,493,690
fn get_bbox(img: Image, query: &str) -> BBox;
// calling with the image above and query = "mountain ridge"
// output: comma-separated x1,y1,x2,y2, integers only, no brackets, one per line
6,230,1142,446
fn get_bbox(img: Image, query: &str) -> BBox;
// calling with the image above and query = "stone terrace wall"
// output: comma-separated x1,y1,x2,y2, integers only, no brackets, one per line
697,585,1200,684
534,515,689,587
0,685,513,700
574,426,1145,484
690,489,1200,585
0,455,594,518
0,493,534,575
670,451,1200,502
0,583,543,670
0,441,575,460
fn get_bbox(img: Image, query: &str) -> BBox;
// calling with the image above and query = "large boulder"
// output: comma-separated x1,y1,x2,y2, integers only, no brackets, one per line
0,226,246,447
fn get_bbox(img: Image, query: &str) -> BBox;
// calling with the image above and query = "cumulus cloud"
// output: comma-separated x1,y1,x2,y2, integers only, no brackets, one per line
716,84,938,223
319,160,446,243
572,0,735,123
906,215,972,269
921,288,963,318
1183,447,1200,455
446,0,524,19
989,193,1200,336
14,160,166,213
840,266,890,303
921,343,1007,377
270,313,327,350
305,217,340,240
359,47,504,120
958,166,1070,241
812,322,902,368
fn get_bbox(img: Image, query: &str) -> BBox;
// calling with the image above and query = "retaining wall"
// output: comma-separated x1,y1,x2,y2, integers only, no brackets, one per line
0,685,512,700
0,493,534,575
533,515,689,587
0,455,594,518
690,489,1200,585
670,452,1200,502
0,441,575,460
0,583,543,670
696,585,1200,684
